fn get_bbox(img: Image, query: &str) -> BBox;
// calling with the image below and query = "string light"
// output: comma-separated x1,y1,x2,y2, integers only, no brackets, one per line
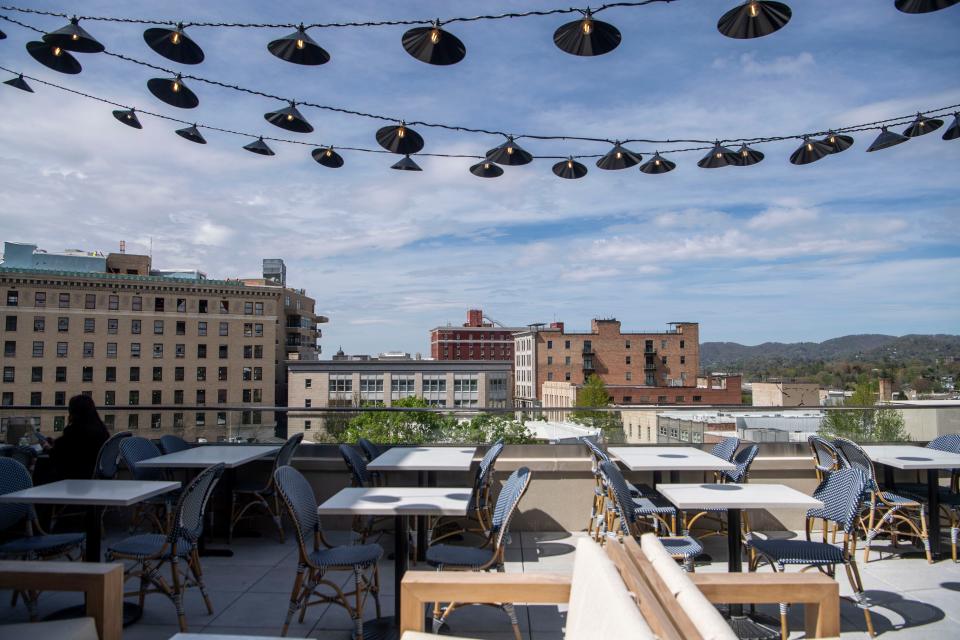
789,136,832,165
895,0,959,13
866,127,910,152
313,146,344,167
26,39,81,73
553,8,622,56
597,142,641,170
391,154,422,171
147,73,198,108
903,112,943,137
112,108,141,129
698,142,738,168
3,72,33,92
175,124,206,144
470,160,504,178
268,24,329,65
402,20,466,65
376,122,424,154
553,157,588,179
943,113,960,141
639,152,676,174
42,16,103,52
243,136,275,156
264,102,313,133
734,143,764,166
143,22,204,64
717,1,792,39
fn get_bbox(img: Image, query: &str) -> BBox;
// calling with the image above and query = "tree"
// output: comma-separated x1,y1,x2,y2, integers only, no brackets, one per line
572,374,622,434
819,381,907,442
444,413,535,444
341,396,455,444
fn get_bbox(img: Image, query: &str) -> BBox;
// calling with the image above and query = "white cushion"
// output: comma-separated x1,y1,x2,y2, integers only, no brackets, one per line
0,617,98,640
566,538,655,640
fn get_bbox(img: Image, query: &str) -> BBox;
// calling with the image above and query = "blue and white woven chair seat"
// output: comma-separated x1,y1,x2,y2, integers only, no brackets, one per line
426,543,495,569
633,495,677,516
749,538,846,566
309,543,382,569
0,532,85,556
877,491,921,506
658,536,703,558
108,533,194,559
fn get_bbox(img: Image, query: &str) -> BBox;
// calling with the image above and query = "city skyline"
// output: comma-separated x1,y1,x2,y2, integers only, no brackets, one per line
1,0,958,354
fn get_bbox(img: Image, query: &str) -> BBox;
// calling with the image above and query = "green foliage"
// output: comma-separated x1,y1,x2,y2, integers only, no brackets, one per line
443,413,535,444
572,374,622,432
819,381,908,442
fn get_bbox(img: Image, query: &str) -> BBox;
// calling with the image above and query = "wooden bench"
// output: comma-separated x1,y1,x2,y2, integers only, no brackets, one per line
400,533,840,640
0,561,123,640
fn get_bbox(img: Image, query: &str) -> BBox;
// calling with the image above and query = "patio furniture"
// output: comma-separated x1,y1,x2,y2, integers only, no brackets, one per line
608,445,736,487
747,467,875,639
338,443,386,542
105,463,225,632
808,435,841,482
425,467,532,640
228,433,302,543
600,460,702,570
710,436,741,470
273,465,383,638
357,437,382,463
683,445,760,538
431,440,504,543
835,438,933,563
120,437,178,533
159,435,192,455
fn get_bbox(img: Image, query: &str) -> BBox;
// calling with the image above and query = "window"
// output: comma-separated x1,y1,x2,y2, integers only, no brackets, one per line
389,375,414,399
33,316,45,332
54,391,65,406
675,396,685,403
104,390,115,406
564,340,571,349
103,414,115,429
219,345,228,359
219,322,229,336
253,367,262,381
330,375,353,394
243,323,253,337
132,296,142,311
108,294,119,310
219,300,228,313
153,366,163,382
657,395,667,403
547,356,553,365
82,318,94,333
196,389,206,404
131,319,141,334
34,292,46,307
1,367,13,383
217,389,227,404
243,389,252,403
547,372,554,381
564,356,571,365
244,302,253,315
254,323,263,337
153,344,163,358
197,344,207,358
31,367,42,383
243,367,253,381
6,290,18,306
304,420,311,431
59,293,70,308
661,356,667,365
130,342,141,358
547,340,553,349
218,366,228,381
1,392,12,406
625,339,631,349
153,320,164,335
680,356,685,365
626,371,632,381
151,414,162,430
129,366,140,382
82,342,94,358
174,366,184,381
565,372,571,381
195,412,206,427
105,366,116,382
128,414,139,429
107,318,118,334
175,344,185,359
85,294,96,309
254,345,263,359
304,398,311,407
305,378,312,388
199,300,208,314
198,321,207,336
154,297,164,312
217,412,227,426
254,302,264,316
81,366,92,382
174,390,184,405
625,356,631,365
176,321,186,336
679,340,685,349
177,298,186,313
196,367,206,381
56,317,68,332
243,345,253,359
106,342,117,359
32,341,44,357
5,316,16,331
623,396,632,403
3,341,14,357
55,366,66,382
152,390,162,405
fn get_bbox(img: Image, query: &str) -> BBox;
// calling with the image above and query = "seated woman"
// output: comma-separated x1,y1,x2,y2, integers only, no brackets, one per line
42,395,110,480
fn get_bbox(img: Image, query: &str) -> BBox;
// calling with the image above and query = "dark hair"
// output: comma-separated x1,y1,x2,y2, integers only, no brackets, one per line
68,394,105,429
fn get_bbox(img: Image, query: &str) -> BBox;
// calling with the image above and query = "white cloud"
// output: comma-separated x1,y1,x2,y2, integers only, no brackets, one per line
739,52,816,77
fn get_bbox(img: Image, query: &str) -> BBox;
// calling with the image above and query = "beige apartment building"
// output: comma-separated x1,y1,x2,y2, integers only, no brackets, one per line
0,242,323,442
751,382,821,407
287,356,512,442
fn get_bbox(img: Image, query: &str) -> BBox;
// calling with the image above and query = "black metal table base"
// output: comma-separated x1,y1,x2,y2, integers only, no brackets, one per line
726,613,780,640
358,617,401,640
46,601,143,627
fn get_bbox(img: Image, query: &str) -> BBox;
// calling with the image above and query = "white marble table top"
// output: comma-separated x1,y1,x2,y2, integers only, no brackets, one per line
367,446,477,472
861,445,960,470
657,483,824,511
317,487,471,516
608,447,736,472
136,445,280,469
0,479,180,507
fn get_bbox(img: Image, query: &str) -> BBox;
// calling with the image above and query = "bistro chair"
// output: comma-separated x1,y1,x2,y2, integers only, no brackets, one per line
356,438,383,485
120,436,178,533
0,457,86,620
273,465,382,639
106,463,225,632
600,460,702,571
338,444,389,542
833,437,932,564
710,436,741,465
426,466,532,640
747,467,875,639
431,440,505,544
683,444,760,538
228,433,303,543
159,435,192,455
580,437,654,541
807,434,842,541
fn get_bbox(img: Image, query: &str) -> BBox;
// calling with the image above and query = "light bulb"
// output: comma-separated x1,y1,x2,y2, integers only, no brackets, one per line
171,31,181,45
430,29,441,45
397,126,406,139
747,1,760,18
829,136,836,144
655,159,661,166
582,19,593,35
567,160,574,168
715,152,722,159
919,120,925,128
126,113,132,120
741,149,748,157
507,145,514,155
286,114,294,121
296,37,305,49
806,142,813,151
53,46,63,56
171,80,180,93
615,151,622,159
325,148,333,157
484,162,491,169
71,33,79,41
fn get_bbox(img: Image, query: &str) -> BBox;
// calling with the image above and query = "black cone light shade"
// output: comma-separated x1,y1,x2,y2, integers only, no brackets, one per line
268,25,330,66
822,132,854,154
265,102,313,133
903,112,943,137
554,9,621,56
147,74,198,109
312,147,344,168
789,137,832,164
553,158,588,179
698,142,738,168
895,0,959,13
734,144,764,166
112,109,142,129
639,152,676,174
943,113,960,141
717,1,792,39
244,137,275,156
596,142,641,170
175,124,206,144
4,74,34,93
27,41,82,74
866,127,909,152
402,22,466,65
43,17,104,53
470,161,503,178
391,155,422,171
485,137,533,165
144,24,204,65
376,123,424,154
0,29,6,39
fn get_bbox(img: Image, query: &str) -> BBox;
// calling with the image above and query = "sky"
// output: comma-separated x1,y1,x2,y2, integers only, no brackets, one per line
0,0,958,355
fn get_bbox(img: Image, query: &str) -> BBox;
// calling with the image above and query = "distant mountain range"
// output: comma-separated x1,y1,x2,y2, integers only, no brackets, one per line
701,334,960,371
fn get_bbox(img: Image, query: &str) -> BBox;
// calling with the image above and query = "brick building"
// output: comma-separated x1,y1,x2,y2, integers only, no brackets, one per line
514,319,700,407
430,309,523,361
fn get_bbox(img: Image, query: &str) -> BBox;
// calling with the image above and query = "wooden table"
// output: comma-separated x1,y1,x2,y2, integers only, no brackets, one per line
608,446,735,485
862,444,960,559
658,483,823,638
318,486,471,638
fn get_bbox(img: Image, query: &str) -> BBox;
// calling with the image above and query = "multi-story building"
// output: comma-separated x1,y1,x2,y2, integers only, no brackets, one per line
0,242,323,442
513,318,700,407
287,356,512,441
751,382,821,407
430,309,523,361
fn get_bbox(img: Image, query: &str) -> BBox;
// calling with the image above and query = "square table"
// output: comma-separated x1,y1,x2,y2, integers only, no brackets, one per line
861,444,960,560
658,483,823,637
608,446,735,485
318,486,471,639
367,446,476,560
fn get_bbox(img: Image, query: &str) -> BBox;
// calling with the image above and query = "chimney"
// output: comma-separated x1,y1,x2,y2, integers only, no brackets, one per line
119,240,126,254
878,378,893,402
467,309,483,327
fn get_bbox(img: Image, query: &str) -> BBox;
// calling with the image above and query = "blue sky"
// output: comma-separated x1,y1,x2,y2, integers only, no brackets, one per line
1,0,958,355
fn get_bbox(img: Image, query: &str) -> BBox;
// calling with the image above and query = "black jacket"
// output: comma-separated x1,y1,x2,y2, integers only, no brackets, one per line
49,420,110,480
